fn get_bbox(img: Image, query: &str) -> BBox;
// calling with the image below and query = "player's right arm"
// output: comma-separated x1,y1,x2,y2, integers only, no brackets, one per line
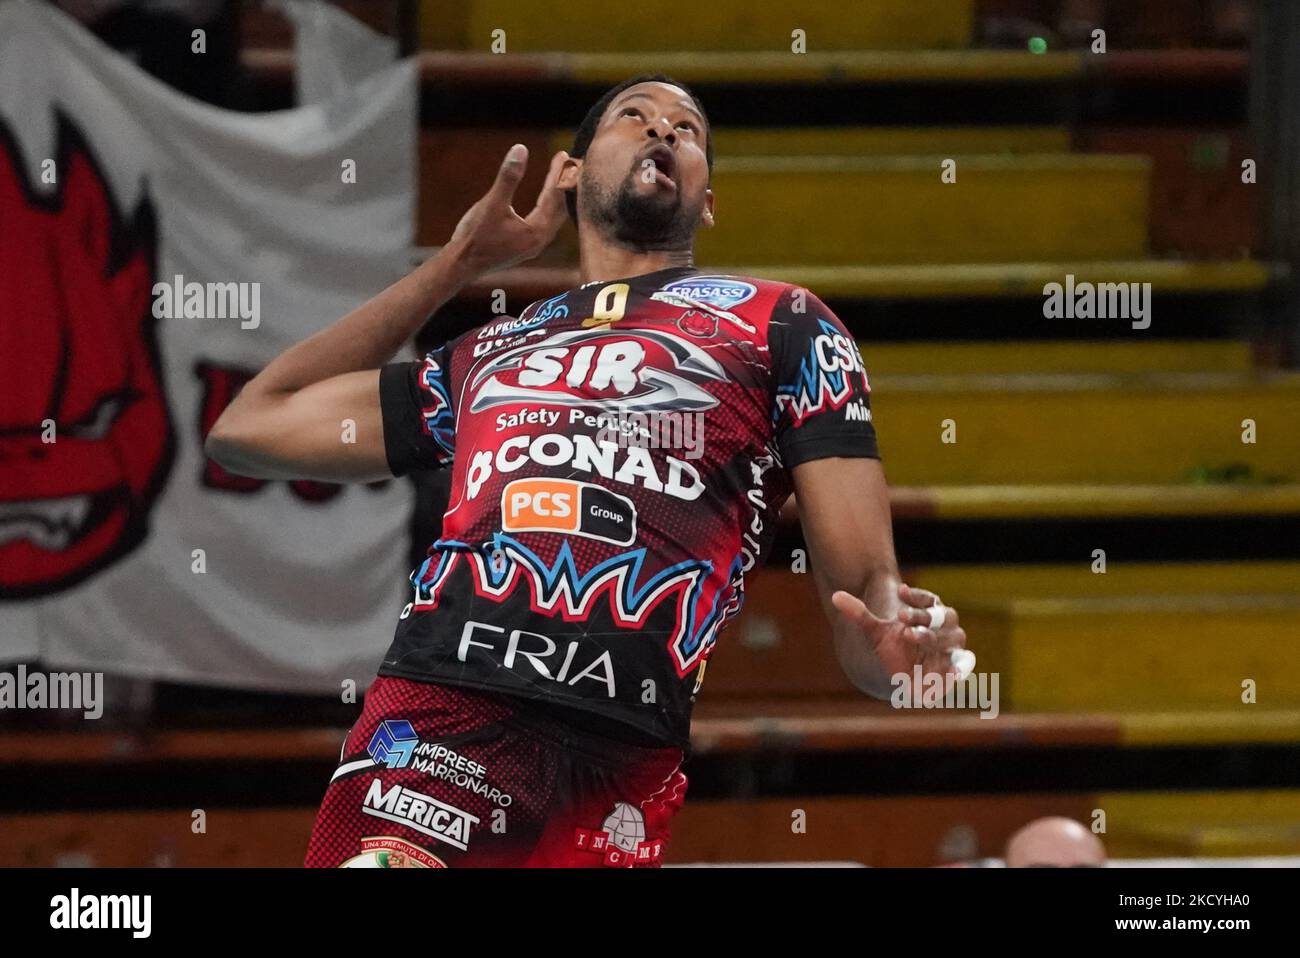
205,144,569,482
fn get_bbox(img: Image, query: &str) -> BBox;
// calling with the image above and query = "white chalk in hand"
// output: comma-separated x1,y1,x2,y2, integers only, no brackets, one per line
950,649,976,679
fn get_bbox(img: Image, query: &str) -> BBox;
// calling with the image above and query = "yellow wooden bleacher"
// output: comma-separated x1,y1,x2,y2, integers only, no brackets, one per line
850,342,1300,520
422,0,976,52
870,371,1300,486
696,154,1151,265
863,340,1254,376
762,259,1277,298
1100,790,1300,858
550,127,1075,159
892,483,1300,519
710,565,1300,746
960,593,1300,712
911,559,1300,599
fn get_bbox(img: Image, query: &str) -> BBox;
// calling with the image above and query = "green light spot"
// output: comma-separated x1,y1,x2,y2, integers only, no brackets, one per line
1028,37,1048,55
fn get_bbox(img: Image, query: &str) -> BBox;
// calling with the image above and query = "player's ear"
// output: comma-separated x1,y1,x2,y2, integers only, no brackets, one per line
556,155,582,192
700,188,715,229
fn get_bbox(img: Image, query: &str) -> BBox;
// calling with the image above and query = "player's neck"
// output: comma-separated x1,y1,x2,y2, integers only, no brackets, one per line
577,238,695,286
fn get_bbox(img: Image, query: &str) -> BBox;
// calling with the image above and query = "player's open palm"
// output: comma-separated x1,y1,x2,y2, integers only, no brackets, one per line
449,144,569,274
831,584,973,684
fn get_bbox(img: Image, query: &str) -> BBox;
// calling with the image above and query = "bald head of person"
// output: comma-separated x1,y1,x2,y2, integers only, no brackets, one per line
1004,817,1107,868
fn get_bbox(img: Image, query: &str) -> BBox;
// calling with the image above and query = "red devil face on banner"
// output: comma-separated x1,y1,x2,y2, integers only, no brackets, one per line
0,114,174,598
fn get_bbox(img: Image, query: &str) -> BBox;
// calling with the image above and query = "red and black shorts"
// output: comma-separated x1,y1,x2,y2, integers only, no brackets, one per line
305,677,688,868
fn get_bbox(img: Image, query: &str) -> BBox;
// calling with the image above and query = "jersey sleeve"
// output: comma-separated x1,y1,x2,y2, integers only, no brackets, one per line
379,342,457,477
769,287,880,468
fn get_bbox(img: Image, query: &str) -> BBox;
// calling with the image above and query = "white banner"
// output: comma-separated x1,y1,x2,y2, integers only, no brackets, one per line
0,0,420,691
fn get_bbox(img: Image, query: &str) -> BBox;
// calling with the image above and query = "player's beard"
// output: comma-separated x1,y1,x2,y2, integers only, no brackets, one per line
580,163,701,249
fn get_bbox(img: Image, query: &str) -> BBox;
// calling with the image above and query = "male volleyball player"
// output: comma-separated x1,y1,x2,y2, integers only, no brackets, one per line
207,75,972,868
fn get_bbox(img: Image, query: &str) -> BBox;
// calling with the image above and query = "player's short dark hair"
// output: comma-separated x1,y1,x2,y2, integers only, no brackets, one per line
565,73,713,224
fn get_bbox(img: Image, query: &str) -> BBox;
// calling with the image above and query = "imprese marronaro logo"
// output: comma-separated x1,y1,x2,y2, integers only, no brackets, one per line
367,719,418,768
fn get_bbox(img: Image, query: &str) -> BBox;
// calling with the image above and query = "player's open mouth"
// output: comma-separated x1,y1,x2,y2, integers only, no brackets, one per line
642,144,677,189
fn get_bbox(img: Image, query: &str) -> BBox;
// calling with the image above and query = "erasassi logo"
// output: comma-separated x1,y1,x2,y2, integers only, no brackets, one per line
0,113,173,599
661,275,756,310
467,327,727,413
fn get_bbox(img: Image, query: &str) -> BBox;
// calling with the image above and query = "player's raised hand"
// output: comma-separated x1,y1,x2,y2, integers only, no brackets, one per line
830,585,973,685
447,144,569,275
894,584,971,669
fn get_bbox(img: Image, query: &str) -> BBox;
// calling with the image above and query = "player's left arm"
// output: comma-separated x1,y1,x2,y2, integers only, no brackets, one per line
791,456,971,700
769,285,972,700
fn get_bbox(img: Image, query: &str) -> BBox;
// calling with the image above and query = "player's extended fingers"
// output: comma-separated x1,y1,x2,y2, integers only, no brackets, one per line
918,638,975,677
896,602,960,631
523,150,570,234
898,582,942,609
909,621,970,662
485,143,529,207
831,589,887,631
916,620,967,652
905,624,945,657
930,654,975,683
537,150,569,199
942,626,969,651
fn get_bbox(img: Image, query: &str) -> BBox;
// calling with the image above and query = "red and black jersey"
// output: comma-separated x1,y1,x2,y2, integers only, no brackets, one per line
378,265,878,747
